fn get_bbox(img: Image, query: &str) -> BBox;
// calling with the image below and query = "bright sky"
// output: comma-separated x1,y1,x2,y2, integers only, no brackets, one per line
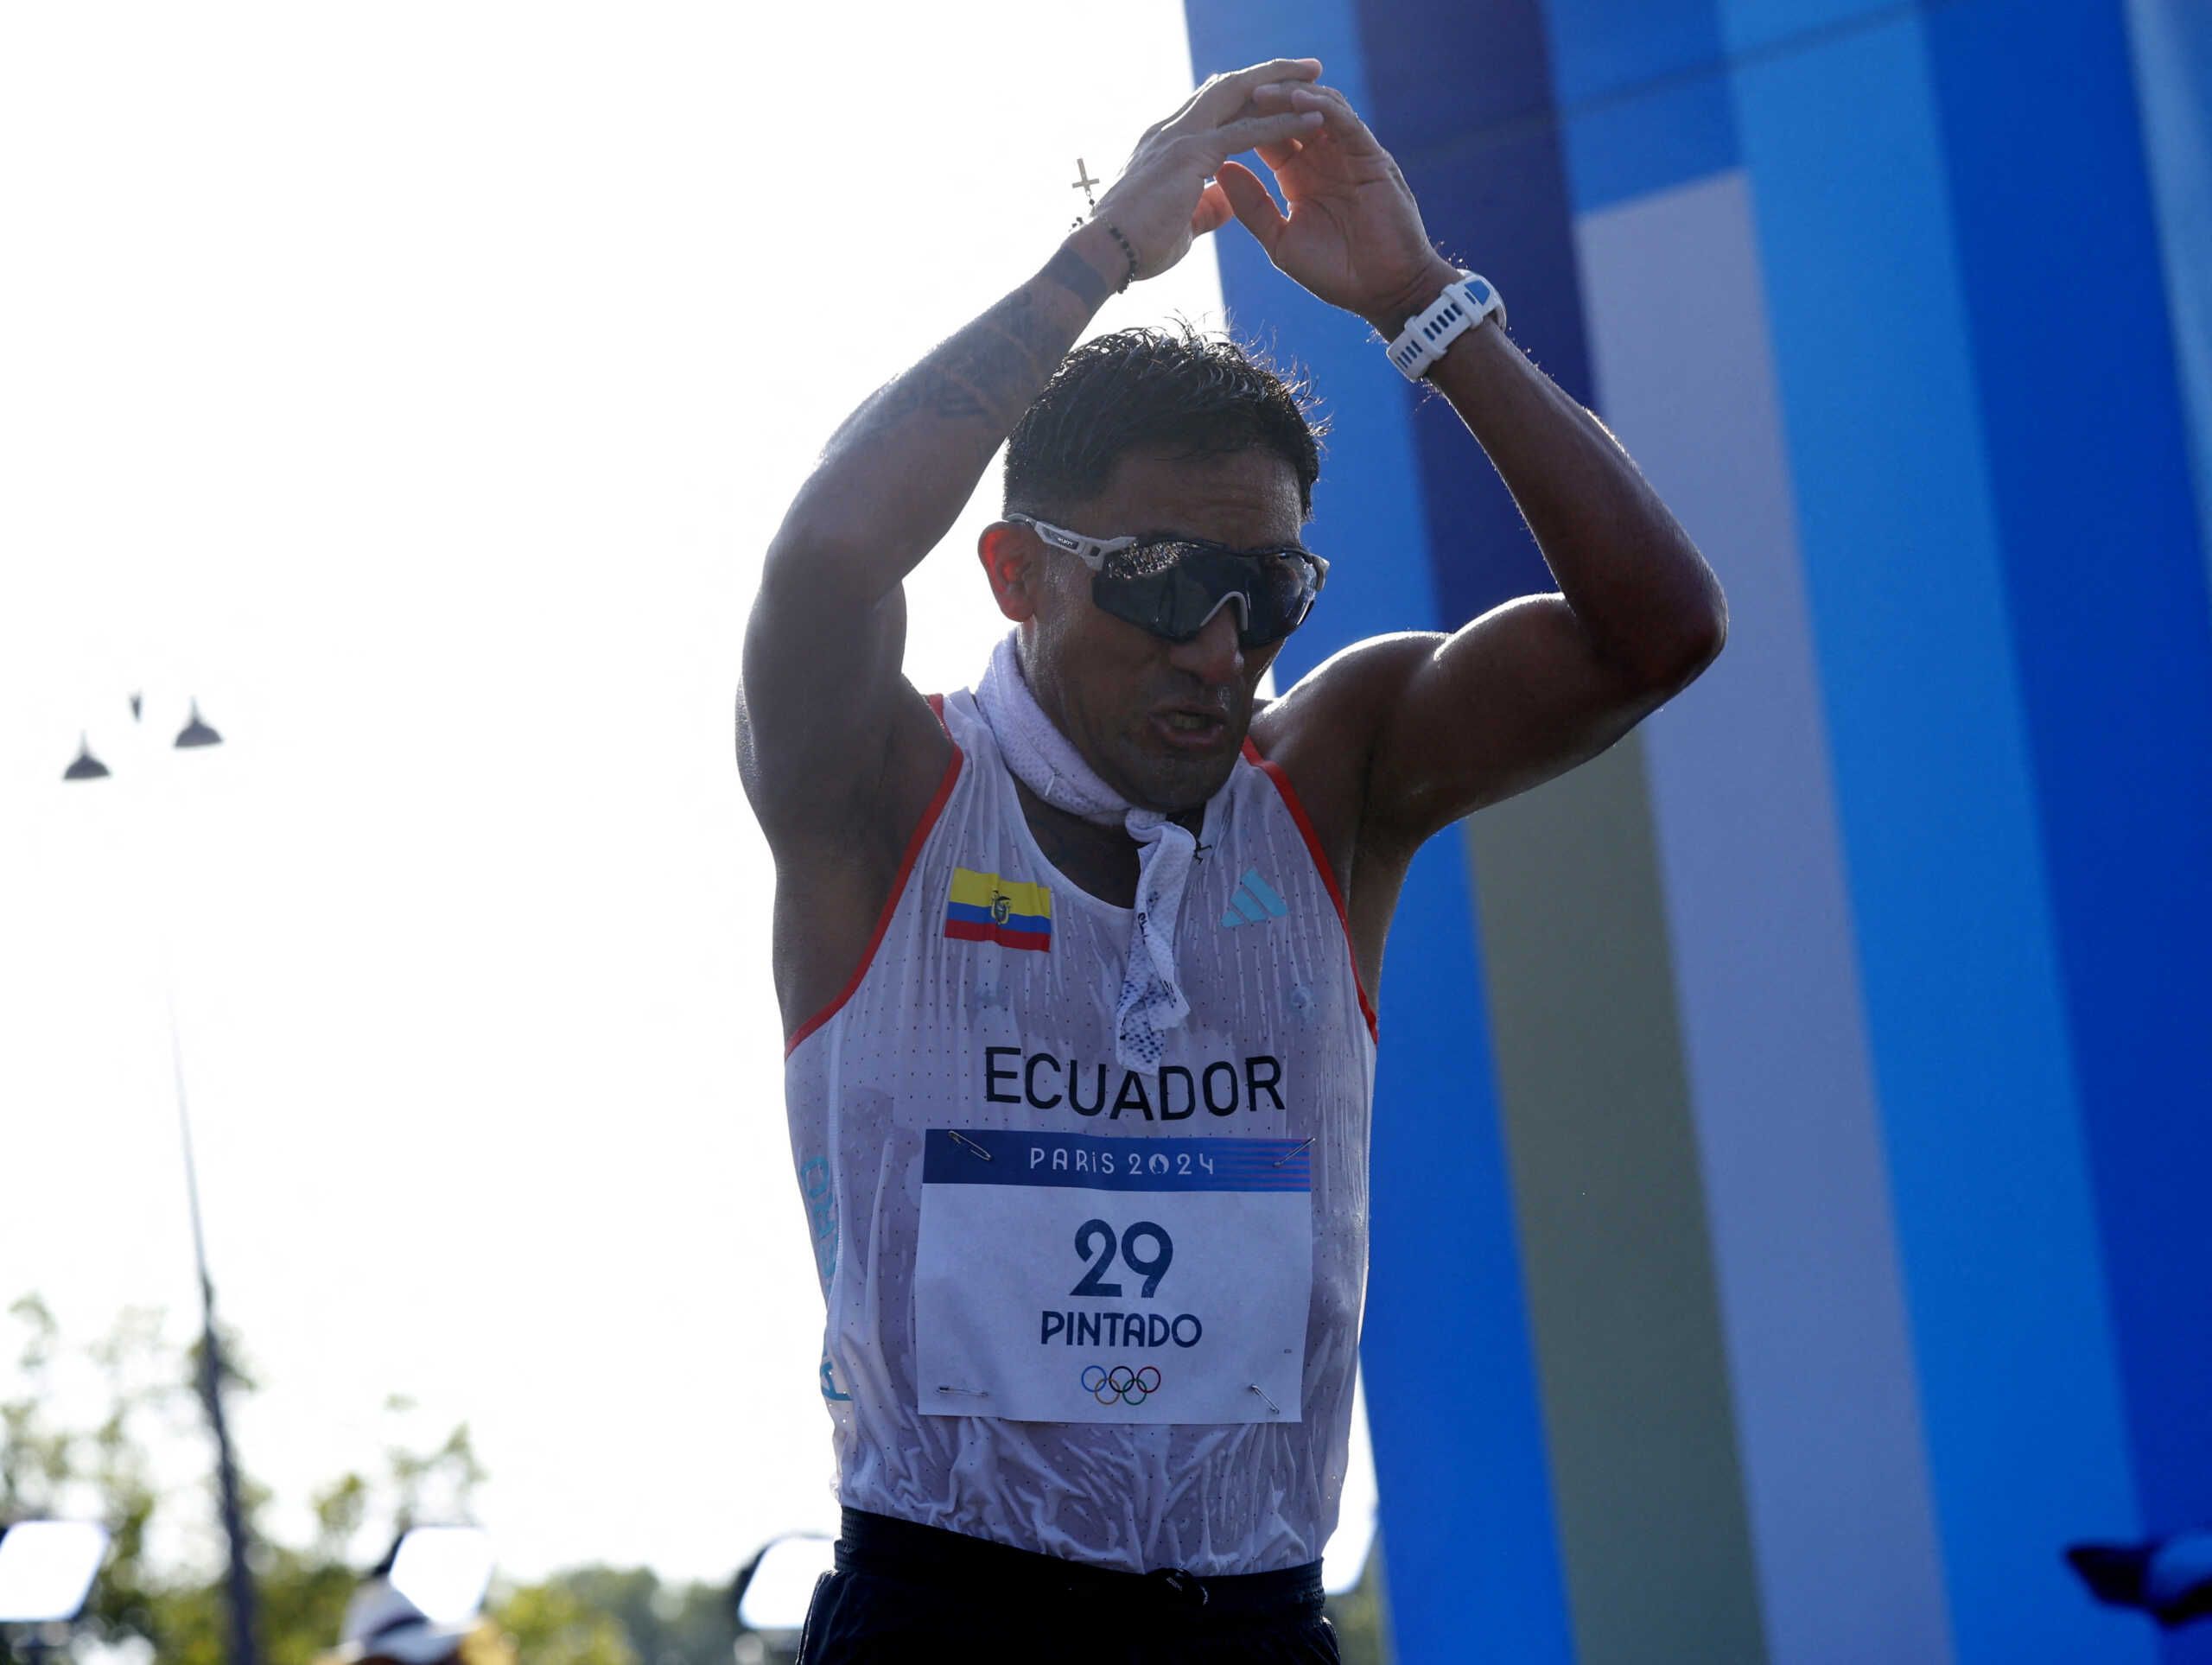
0,0,1374,1595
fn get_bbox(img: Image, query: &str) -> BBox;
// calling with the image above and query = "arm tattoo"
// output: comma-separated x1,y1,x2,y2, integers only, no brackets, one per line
1042,243,1111,311
836,288,1071,442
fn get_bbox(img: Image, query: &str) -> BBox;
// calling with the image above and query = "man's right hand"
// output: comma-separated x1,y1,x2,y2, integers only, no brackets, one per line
1090,59,1327,283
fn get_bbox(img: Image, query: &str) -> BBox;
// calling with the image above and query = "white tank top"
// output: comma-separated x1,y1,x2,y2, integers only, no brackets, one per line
782,690,1377,1575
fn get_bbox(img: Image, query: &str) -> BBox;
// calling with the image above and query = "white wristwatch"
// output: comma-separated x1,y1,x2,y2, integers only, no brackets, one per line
1384,272,1507,381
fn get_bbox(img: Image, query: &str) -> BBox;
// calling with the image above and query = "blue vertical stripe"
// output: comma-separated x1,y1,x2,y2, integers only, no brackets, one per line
1542,0,1738,213
1575,169,1953,1665
1544,0,1726,102
1354,5,1770,1661
2123,0,2212,586
1718,0,1895,57
1560,73,1737,215
1357,836,1574,1665
1356,0,1592,624
1923,0,2212,1584
1729,15,2152,1662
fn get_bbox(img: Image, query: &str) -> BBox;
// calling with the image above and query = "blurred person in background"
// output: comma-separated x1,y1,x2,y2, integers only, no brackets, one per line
321,1529,506,1665
320,1575,513,1665
741,54,1723,1663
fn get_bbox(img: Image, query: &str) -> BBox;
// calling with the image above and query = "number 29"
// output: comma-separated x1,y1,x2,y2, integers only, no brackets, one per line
1071,1218,1173,1299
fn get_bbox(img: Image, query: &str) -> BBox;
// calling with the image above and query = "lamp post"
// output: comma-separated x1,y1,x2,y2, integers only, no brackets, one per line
62,696,259,1665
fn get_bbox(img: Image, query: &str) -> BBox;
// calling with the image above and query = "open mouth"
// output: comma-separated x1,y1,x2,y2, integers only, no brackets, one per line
1150,708,1230,749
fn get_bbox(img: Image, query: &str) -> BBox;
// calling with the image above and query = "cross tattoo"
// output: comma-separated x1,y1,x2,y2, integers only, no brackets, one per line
1071,157,1101,230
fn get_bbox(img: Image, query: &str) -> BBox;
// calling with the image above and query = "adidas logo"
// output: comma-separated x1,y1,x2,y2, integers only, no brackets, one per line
1220,867,1288,928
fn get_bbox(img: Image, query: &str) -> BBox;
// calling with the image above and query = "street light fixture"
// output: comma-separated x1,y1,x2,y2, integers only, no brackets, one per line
175,701,222,750
60,694,256,1665
0,1521,110,1624
385,1526,495,1625
731,1534,834,1665
61,736,110,781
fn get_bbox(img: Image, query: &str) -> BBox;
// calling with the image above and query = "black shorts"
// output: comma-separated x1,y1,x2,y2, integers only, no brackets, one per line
796,1509,1341,1664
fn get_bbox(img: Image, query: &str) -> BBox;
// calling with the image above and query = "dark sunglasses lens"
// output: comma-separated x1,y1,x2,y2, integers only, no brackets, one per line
1255,556,1320,636
1093,548,1319,646
1212,551,1319,645
1099,541,1192,581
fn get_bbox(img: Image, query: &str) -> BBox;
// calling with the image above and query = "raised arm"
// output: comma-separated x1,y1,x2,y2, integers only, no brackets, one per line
735,242,1110,843
739,60,1332,1030
1224,81,1726,859
1353,296,1727,836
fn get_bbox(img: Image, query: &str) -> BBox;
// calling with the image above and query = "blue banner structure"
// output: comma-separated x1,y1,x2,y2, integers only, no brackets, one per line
1180,3,2212,1661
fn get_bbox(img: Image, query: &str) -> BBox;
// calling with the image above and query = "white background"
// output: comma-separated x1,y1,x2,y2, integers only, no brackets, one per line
0,0,1373,1592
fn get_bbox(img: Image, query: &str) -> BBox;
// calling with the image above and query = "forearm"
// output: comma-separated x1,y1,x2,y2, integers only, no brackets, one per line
763,226,1127,607
1378,278,1726,686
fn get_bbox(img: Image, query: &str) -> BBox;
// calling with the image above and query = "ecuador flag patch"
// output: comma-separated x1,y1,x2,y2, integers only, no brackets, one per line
944,867,1052,952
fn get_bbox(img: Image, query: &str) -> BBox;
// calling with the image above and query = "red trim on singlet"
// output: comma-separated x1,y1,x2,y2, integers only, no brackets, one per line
784,694,964,1058
1242,737,1380,1043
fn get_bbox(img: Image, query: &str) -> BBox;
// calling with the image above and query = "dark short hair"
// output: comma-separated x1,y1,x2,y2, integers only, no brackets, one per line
1004,324,1324,520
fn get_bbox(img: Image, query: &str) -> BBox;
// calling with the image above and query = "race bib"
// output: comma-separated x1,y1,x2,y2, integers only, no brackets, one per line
914,1128,1312,1425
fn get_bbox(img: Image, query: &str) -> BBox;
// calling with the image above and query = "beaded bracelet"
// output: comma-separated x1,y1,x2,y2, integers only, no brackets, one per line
1101,221,1140,293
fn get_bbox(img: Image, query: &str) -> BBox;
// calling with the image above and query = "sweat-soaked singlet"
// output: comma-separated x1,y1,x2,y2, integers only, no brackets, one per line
781,690,1377,1576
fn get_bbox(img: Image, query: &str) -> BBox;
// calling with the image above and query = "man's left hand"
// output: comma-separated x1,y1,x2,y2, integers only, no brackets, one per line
1209,82,1460,335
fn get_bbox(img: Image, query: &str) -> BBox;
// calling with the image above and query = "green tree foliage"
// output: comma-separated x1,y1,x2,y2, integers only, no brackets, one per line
6,1296,1391,1665
2,1300,746,1665
1,1299,478,1665
497,1570,734,1665
1324,1535,1394,1665
484,1583,636,1665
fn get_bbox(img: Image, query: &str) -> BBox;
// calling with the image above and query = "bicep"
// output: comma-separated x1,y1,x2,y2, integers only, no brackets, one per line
1360,594,1659,843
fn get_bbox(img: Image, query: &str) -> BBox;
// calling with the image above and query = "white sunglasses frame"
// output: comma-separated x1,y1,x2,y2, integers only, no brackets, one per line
1004,513,1137,570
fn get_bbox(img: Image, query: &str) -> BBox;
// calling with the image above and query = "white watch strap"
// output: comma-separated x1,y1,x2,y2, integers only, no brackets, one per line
1385,273,1507,380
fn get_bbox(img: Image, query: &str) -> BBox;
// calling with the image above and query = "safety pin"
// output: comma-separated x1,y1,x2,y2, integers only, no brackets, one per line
1248,1383,1282,1415
1273,1137,1314,1167
936,1385,991,1398
949,1130,994,1161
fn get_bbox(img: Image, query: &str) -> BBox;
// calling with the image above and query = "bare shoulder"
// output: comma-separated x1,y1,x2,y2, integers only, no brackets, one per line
1249,631,1445,855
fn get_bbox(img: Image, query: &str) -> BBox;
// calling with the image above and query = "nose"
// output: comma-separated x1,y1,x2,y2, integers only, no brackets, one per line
1165,605,1245,689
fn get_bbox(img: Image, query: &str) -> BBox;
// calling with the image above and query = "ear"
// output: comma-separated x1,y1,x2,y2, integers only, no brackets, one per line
978,522,1044,622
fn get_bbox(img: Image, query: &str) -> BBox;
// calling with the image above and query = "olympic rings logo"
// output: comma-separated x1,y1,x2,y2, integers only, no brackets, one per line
1083,1363,1161,1406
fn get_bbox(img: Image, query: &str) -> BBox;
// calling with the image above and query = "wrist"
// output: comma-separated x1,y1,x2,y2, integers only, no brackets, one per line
1357,259,1465,339
1059,221,1135,300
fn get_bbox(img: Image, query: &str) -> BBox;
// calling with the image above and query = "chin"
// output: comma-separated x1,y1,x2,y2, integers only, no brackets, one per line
1119,747,1242,815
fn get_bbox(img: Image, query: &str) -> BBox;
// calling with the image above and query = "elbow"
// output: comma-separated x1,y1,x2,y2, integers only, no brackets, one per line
1635,578,1729,699
1679,588,1729,680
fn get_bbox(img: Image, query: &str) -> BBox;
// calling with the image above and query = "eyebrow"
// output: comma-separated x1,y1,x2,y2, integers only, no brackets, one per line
1130,528,1313,556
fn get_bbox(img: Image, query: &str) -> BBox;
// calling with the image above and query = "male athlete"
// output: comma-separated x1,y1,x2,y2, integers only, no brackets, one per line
740,58,1725,1662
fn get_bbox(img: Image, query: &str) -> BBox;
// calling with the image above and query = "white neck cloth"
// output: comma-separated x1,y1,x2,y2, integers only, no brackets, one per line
975,631,1198,1072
